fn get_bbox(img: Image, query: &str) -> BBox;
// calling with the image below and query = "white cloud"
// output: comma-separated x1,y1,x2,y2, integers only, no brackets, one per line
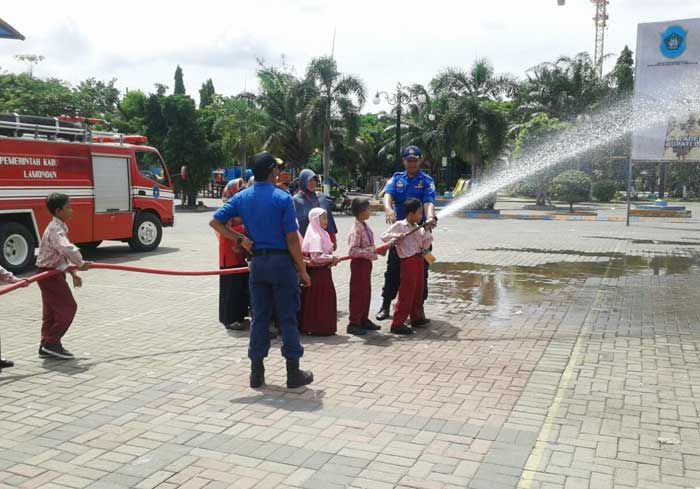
1,0,700,109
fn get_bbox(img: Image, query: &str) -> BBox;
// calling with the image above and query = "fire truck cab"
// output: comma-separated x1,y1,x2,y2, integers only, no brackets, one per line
0,114,175,273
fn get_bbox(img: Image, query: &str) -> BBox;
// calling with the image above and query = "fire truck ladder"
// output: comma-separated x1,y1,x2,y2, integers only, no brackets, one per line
0,113,143,144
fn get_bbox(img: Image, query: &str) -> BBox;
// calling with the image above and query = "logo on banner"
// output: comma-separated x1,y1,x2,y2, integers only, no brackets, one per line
660,25,687,59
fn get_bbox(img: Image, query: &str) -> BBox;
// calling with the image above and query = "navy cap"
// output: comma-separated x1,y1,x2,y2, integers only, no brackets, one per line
402,145,422,159
251,151,278,179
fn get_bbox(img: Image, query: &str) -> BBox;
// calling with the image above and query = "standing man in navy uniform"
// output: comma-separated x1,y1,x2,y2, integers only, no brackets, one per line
376,145,437,322
210,152,314,390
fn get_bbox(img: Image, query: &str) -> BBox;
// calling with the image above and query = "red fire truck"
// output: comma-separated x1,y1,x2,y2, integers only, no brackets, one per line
0,114,175,273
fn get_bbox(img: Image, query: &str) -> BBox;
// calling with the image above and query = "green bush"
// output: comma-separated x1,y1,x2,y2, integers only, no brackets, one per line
592,180,617,202
551,170,592,212
512,179,538,198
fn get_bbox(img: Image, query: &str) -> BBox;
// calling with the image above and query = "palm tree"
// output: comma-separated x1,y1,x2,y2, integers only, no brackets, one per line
305,56,366,193
517,52,612,121
211,93,267,170
255,65,319,168
378,84,443,176
431,59,513,182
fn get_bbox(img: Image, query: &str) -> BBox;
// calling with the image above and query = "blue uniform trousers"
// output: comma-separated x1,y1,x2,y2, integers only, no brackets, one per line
248,254,303,360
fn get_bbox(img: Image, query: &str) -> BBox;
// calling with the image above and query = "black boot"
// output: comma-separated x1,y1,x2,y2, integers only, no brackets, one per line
286,358,313,389
0,359,13,369
250,358,265,388
375,299,392,321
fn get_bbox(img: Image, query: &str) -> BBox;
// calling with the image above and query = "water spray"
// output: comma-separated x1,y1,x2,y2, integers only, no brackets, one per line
437,82,700,220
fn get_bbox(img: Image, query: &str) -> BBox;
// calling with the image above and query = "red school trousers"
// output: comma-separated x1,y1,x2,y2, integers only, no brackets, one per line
348,258,372,326
36,270,77,345
391,255,425,327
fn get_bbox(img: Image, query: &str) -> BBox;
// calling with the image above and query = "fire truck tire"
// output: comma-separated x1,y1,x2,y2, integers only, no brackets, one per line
129,213,162,252
0,222,36,274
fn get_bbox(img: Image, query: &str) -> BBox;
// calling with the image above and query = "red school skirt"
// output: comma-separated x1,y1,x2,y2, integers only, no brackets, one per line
299,265,337,335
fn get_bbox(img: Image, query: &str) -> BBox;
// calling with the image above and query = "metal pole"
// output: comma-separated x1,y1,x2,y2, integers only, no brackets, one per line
323,89,332,195
395,100,402,168
626,158,632,227
241,127,247,175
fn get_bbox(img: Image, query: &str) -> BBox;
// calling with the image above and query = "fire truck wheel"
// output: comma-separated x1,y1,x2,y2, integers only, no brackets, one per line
129,213,162,252
0,222,36,274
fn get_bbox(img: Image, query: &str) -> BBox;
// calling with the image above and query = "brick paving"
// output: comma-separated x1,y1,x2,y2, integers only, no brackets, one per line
1,200,700,488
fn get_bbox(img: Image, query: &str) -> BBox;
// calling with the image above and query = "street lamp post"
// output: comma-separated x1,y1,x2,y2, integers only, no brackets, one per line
373,82,431,167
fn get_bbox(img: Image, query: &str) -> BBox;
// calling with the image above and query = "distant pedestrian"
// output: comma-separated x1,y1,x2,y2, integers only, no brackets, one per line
276,171,292,193
222,178,246,203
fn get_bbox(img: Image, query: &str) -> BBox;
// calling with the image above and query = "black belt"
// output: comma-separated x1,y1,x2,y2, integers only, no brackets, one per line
252,249,289,257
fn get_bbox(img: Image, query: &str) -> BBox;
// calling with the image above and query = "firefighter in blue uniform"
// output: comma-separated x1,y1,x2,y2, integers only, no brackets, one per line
210,152,314,390
376,145,437,322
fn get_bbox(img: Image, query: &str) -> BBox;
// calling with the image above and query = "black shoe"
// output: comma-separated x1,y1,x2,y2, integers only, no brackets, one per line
41,344,74,360
39,345,50,358
0,359,13,369
286,358,313,389
375,308,392,321
226,321,246,331
412,317,431,328
250,358,265,389
347,324,366,336
362,320,381,331
391,325,414,335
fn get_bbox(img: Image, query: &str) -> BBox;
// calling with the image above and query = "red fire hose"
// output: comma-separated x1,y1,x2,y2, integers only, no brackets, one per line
0,243,395,297
0,217,436,298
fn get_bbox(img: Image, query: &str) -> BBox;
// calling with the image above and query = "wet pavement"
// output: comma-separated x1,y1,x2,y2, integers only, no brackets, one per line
1,200,700,489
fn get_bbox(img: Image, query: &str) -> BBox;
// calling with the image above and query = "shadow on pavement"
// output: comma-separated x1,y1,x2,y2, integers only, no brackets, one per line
231,389,325,412
0,345,237,386
40,358,93,374
81,245,181,264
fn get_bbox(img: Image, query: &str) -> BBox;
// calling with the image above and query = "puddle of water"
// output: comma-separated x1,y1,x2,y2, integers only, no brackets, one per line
430,254,700,315
585,236,700,246
477,247,626,259
631,239,700,246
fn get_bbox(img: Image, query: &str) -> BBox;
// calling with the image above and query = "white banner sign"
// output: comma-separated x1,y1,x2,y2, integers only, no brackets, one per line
632,18,700,162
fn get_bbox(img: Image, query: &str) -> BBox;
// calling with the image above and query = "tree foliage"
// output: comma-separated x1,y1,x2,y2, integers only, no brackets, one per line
161,95,212,205
432,59,512,182
512,114,571,206
613,46,634,94
173,65,186,95
0,43,659,202
551,170,592,212
592,180,617,202
199,79,216,109
305,56,366,188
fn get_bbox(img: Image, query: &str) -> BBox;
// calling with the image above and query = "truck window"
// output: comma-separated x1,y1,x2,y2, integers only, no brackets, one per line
135,151,170,187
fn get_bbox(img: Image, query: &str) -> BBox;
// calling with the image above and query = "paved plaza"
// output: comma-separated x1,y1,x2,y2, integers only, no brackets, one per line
2,200,700,489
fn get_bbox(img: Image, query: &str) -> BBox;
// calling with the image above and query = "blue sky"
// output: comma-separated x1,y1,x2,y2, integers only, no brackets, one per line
1,0,699,110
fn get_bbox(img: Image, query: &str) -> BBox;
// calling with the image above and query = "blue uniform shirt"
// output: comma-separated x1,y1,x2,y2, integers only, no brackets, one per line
213,182,298,251
385,171,436,220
